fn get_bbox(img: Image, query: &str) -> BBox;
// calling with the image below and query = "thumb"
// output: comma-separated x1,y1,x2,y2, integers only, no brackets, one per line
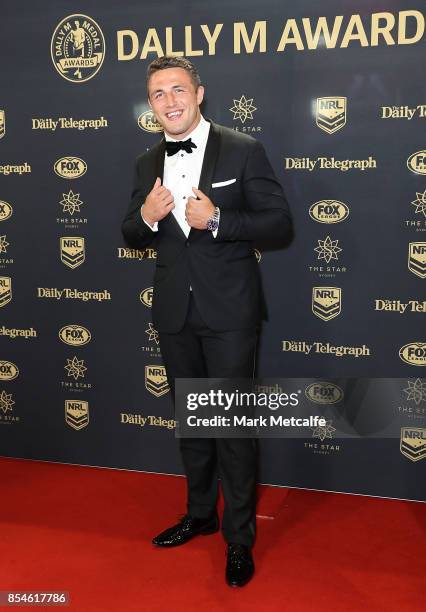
153,176,161,190
192,187,204,199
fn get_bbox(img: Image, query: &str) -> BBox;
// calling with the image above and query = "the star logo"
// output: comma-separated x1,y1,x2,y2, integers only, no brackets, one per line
0,390,15,414
229,95,257,124
310,419,336,441
403,379,426,405
314,236,342,264
145,323,159,345
411,189,426,218
60,190,83,216
0,235,9,254
65,356,87,380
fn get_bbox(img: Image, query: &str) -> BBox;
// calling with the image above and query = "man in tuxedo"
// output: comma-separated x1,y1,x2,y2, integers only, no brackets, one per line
122,56,292,587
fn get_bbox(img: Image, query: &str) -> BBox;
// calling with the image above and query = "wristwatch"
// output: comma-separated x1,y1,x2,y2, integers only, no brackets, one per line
206,206,220,232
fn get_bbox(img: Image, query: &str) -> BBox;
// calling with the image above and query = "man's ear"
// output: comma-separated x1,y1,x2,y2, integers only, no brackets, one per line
197,85,205,106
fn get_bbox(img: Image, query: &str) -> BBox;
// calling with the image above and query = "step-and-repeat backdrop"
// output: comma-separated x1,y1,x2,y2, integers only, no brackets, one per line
1,1,425,501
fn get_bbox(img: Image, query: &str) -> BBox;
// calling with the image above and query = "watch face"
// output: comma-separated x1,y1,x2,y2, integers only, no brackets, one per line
207,218,219,231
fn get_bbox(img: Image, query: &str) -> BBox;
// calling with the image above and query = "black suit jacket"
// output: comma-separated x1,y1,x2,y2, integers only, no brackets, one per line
121,120,292,333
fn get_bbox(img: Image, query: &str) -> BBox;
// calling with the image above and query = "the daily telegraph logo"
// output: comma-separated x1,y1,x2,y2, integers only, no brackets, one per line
145,365,169,397
117,247,157,260
312,287,341,321
408,242,426,278
407,151,426,175
0,361,19,381
51,15,105,83
138,111,163,133
399,343,426,366
65,400,89,430
140,287,153,308
305,382,343,404
0,277,12,307
309,200,349,224
60,237,85,269
316,97,346,134
400,427,426,462
0,110,5,139
381,105,426,120
59,325,91,346
0,201,13,222
54,157,87,179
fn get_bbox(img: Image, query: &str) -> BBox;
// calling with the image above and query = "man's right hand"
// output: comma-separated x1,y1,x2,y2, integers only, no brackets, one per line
141,177,174,226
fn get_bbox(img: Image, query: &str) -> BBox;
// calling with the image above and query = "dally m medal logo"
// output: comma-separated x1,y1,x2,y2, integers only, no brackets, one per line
60,237,85,269
0,110,5,139
316,97,346,134
400,427,426,462
0,276,12,307
51,15,105,83
312,287,341,321
140,287,153,308
65,400,89,430
407,151,426,175
305,382,343,404
309,200,349,224
408,242,426,278
138,111,163,133
145,365,169,397
0,200,13,222
54,157,87,179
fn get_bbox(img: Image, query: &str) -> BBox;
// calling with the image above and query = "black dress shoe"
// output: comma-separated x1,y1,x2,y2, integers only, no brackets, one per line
152,513,219,547
226,544,255,587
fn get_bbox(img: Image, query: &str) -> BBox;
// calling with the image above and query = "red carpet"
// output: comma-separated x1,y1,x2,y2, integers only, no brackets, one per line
0,457,424,611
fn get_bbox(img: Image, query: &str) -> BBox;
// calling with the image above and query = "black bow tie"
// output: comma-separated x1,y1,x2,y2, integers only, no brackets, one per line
165,138,197,157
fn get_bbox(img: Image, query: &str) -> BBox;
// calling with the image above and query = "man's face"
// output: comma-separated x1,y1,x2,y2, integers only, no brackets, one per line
148,67,204,140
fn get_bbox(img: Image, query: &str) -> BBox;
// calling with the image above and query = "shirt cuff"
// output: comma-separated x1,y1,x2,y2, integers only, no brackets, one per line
141,205,158,232
212,207,220,239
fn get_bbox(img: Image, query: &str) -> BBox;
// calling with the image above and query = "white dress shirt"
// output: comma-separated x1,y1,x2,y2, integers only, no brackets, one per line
142,115,218,236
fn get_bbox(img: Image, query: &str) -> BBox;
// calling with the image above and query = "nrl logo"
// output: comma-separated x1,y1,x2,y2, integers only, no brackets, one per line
408,242,426,278
0,361,19,381
399,343,426,367
54,157,87,179
138,111,163,133
0,276,12,307
305,381,343,404
0,200,13,222
51,15,105,83
0,110,5,139
65,400,89,430
400,427,426,462
60,237,85,269
140,287,153,308
309,200,349,224
312,286,341,321
145,365,169,397
407,150,426,175
59,325,91,346
316,97,346,134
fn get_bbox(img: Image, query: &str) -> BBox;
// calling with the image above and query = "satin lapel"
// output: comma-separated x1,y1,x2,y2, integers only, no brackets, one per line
189,120,221,240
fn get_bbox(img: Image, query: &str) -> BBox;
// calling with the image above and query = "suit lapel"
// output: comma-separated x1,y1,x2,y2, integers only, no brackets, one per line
189,120,221,240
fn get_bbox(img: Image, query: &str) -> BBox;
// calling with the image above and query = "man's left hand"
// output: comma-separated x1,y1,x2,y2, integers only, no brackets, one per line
186,188,215,229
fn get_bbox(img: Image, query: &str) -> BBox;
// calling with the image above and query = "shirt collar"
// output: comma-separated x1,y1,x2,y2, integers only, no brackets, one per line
164,114,210,147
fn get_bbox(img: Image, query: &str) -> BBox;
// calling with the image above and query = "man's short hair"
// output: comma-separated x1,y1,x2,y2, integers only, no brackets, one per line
146,56,201,93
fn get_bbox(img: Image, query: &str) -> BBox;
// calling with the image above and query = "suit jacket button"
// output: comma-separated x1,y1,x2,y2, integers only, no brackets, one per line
185,240,190,247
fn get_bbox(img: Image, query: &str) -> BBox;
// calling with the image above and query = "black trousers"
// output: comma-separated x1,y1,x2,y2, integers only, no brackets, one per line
159,293,258,547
